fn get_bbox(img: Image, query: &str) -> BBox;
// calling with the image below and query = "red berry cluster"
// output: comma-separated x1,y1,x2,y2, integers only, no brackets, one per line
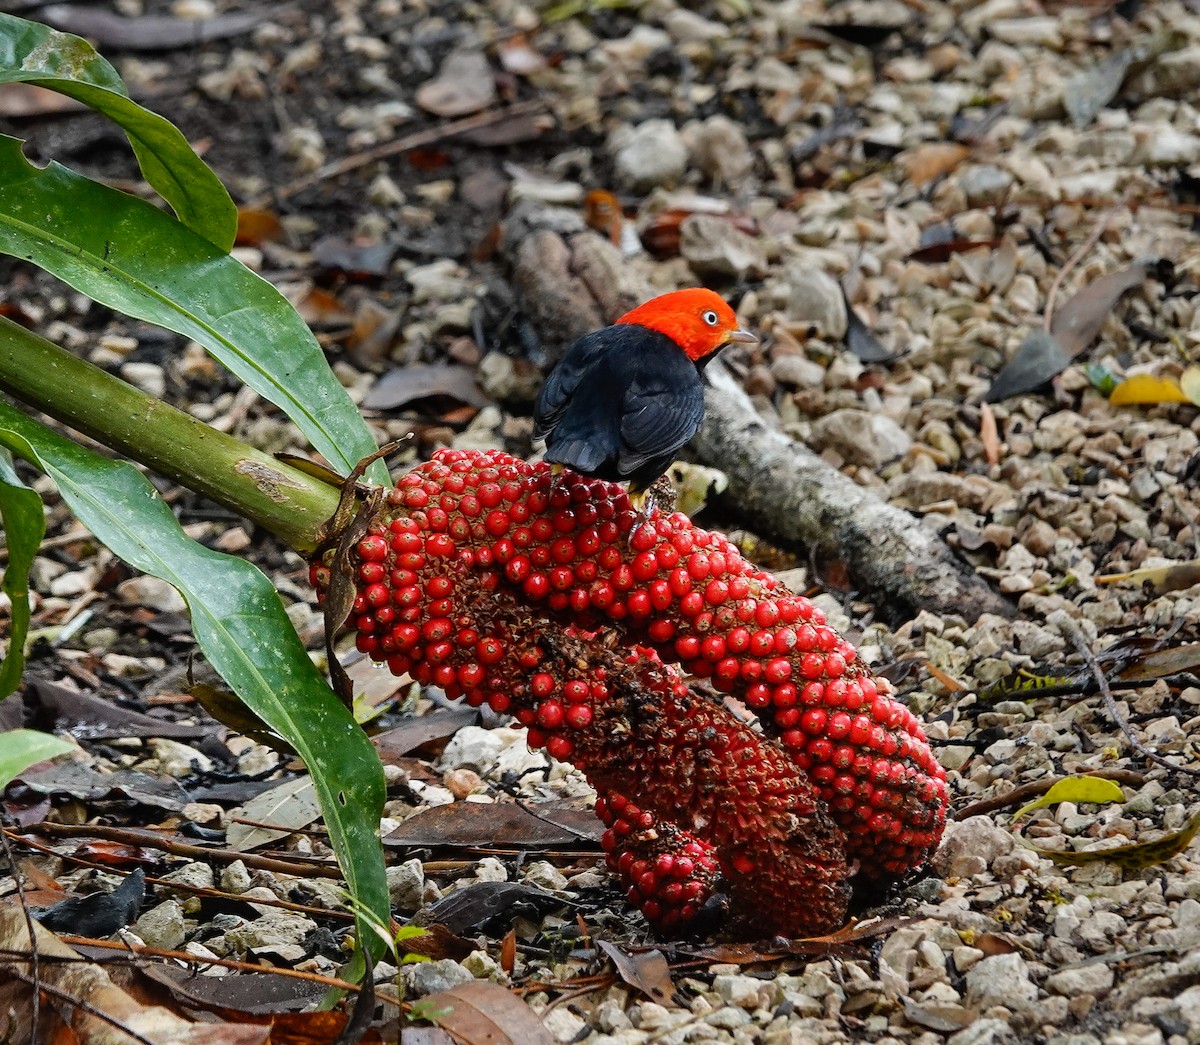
595,792,721,933
309,448,947,935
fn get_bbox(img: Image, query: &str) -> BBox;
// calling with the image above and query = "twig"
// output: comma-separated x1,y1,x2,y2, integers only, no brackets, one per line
15,823,342,878
953,769,1148,821
0,828,39,1045
1059,615,1200,779
245,101,548,209
4,939,360,991
3,968,158,1045
1042,190,1133,333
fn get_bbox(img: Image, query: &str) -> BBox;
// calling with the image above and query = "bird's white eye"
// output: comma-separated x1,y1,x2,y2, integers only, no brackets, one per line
702,310,719,326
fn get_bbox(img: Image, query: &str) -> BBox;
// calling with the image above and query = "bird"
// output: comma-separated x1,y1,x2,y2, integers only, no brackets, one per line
533,288,757,512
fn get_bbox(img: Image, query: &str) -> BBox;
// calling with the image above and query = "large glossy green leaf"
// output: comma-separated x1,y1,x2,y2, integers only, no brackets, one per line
0,729,74,790
0,449,42,698
0,401,388,967
0,13,236,250
0,137,386,486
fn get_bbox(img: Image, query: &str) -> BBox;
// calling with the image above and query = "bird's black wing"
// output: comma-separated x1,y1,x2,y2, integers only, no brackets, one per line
616,345,704,477
532,329,612,440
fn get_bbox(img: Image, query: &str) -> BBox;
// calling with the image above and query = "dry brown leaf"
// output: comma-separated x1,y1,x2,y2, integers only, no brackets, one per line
897,143,970,187
416,981,556,1045
597,940,676,1006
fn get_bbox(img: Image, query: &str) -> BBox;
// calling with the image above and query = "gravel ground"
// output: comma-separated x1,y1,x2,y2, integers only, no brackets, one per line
5,0,1200,1042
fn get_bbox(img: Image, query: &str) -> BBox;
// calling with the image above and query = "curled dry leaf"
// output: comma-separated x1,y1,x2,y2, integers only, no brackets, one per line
597,939,676,1005
414,980,556,1045
1025,811,1200,871
896,143,969,188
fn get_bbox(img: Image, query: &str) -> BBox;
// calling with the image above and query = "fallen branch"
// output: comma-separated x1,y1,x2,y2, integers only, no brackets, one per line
499,206,1015,621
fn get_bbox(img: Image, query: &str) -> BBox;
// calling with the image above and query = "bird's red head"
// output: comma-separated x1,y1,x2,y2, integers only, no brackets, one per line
616,288,758,363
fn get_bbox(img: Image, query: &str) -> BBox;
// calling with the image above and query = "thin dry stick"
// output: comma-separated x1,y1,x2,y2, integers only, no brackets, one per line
0,829,40,1045
8,938,360,992
1060,616,1200,779
3,968,157,1045
1042,189,1134,332
245,101,548,209
21,822,342,878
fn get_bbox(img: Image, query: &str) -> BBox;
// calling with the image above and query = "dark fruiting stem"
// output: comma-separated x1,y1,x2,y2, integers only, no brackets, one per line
0,316,341,555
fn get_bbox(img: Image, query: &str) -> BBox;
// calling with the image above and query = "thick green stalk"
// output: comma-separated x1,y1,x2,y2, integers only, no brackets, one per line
0,316,342,555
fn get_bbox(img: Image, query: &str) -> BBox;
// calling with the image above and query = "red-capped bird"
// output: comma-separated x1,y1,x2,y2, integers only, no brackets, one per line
533,288,757,509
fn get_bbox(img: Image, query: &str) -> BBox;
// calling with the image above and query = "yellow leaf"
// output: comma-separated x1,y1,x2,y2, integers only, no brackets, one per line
1012,775,1126,821
1109,374,1189,405
1181,365,1200,406
1026,812,1200,871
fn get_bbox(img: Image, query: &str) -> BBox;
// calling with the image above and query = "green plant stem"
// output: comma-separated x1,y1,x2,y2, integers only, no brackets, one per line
0,316,341,554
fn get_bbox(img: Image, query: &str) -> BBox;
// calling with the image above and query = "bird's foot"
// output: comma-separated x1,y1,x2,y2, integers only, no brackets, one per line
627,488,658,547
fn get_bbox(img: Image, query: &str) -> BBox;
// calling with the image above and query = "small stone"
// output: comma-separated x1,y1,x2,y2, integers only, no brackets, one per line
148,738,213,777
477,353,543,404
402,958,475,996
543,1006,586,1042
958,165,1014,206
158,862,214,894
611,119,687,191
115,576,186,614
1044,962,1114,996
132,900,186,950
462,949,504,981
770,353,824,388
685,114,754,184
224,911,318,954
1021,519,1058,557
932,816,1015,879
713,973,767,1009
221,861,252,895
680,214,767,281
443,768,483,798
809,409,911,469
964,953,1037,1012
523,860,568,891
388,859,426,910
120,362,166,399
772,265,847,340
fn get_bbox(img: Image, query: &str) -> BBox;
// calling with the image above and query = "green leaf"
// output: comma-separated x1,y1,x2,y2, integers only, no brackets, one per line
0,13,236,250
1012,775,1125,821
0,138,386,486
0,729,73,790
0,449,43,697
0,402,388,968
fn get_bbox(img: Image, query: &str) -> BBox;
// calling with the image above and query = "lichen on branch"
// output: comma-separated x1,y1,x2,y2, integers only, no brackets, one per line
309,448,949,938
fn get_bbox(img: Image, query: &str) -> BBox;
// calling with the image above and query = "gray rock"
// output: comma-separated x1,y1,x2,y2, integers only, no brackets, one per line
132,900,186,950
685,115,754,184
713,973,767,1009
809,409,911,469
402,958,475,996
611,119,687,191
115,576,186,613
221,860,252,895
770,353,825,388
932,815,1015,879
680,214,767,281
1044,962,1114,996
477,352,542,405
223,911,317,954
388,858,426,910
964,953,1037,1013
958,165,1014,206
772,265,847,339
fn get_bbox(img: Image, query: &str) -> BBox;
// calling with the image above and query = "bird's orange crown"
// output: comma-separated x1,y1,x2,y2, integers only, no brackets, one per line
617,288,757,362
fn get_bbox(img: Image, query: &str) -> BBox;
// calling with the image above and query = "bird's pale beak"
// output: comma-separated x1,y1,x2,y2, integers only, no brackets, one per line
724,328,759,345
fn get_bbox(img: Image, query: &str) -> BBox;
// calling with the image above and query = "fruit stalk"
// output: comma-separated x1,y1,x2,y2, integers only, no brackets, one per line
0,316,339,554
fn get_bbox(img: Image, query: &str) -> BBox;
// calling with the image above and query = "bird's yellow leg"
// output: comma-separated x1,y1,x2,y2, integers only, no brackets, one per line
627,485,657,545
548,462,566,496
